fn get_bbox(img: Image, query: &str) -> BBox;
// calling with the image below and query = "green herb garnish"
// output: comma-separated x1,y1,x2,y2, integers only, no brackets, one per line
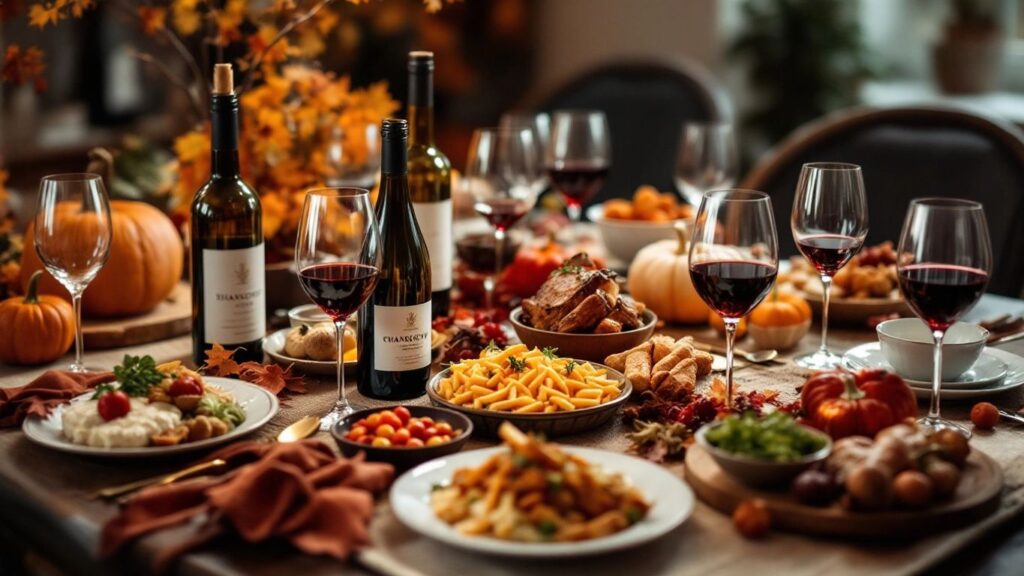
552,265,582,276
483,340,500,354
431,482,445,492
564,359,578,376
508,356,527,372
537,519,558,538
541,346,559,359
546,472,563,491
91,383,117,400
625,507,644,524
704,412,827,463
112,355,163,397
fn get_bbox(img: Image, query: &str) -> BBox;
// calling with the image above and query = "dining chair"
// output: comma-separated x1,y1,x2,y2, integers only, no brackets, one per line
523,58,731,206
742,106,1024,297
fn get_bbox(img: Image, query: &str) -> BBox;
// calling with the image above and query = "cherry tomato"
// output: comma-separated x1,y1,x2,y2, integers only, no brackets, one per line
365,413,382,428
406,438,425,448
424,426,438,438
971,402,999,430
97,390,131,421
426,436,446,446
169,375,203,397
419,416,435,427
371,437,392,448
347,425,368,440
379,411,403,429
392,428,411,445
438,435,452,443
357,436,373,445
394,406,412,424
408,421,427,439
435,422,454,436
375,424,396,439
354,419,369,429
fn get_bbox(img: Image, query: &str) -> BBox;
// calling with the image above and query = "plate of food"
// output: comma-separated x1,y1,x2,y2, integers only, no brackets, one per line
780,242,910,325
426,343,631,437
23,355,278,457
391,422,693,557
263,323,358,376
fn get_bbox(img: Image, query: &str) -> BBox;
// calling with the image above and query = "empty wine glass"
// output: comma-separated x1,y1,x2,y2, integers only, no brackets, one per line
897,198,991,437
792,163,868,369
463,127,541,307
689,190,778,409
326,122,381,189
34,173,113,372
295,188,382,430
500,111,551,195
674,121,738,207
547,110,610,239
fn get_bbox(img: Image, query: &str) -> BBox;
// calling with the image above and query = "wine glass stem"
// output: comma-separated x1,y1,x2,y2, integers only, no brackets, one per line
334,319,349,411
566,201,581,225
723,318,738,411
71,292,84,372
487,227,506,309
929,330,945,421
819,274,832,355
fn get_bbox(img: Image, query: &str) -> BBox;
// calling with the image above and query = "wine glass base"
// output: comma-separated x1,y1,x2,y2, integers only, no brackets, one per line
917,416,972,439
320,403,359,431
793,349,844,370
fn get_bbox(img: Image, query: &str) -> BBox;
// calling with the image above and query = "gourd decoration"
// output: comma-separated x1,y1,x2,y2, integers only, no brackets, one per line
747,289,812,350
0,270,75,365
627,225,709,324
21,200,183,318
801,369,917,439
501,233,574,298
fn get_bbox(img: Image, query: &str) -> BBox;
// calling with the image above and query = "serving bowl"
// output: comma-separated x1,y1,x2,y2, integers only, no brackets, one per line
287,304,332,328
331,405,472,470
586,204,691,264
425,364,632,437
877,318,988,381
694,422,832,488
508,307,657,363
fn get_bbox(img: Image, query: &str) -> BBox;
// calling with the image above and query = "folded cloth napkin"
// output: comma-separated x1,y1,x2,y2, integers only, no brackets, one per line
101,439,394,571
0,370,115,428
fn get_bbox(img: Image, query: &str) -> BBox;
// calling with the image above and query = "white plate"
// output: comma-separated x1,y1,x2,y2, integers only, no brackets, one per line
390,445,693,558
22,377,278,458
843,343,1007,389
843,343,1024,399
263,328,356,376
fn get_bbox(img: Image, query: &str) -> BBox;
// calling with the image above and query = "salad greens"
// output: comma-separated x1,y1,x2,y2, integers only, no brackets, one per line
704,412,826,463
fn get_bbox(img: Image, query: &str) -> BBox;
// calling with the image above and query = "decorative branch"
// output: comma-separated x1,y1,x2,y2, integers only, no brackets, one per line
240,0,340,93
132,51,205,123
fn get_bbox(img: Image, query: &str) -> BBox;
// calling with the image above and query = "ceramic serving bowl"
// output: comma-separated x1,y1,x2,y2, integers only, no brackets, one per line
747,318,812,351
331,405,472,470
585,204,691,264
287,304,332,328
508,307,657,363
695,422,832,489
877,318,988,381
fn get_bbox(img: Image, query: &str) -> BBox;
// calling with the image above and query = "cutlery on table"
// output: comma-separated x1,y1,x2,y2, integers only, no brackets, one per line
276,414,321,443
997,409,1024,425
93,458,227,500
691,340,780,366
989,330,1024,347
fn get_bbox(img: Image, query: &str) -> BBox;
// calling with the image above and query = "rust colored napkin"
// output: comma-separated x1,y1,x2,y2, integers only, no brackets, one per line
101,439,394,570
0,370,115,427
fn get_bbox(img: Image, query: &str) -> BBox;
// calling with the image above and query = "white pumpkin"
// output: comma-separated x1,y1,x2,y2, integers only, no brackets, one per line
627,226,709,324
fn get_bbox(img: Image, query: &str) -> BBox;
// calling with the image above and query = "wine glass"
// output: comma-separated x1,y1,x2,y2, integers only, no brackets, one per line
295,188,382,430
463,127,541,308
546,110,610,239
500,111,551,195
897,198,991,437
34,173,112,373
791,163,869,369
689,190,778,409
326,122,381,189
674,121,738,207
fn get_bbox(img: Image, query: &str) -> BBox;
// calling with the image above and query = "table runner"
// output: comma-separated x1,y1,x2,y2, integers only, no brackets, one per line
2,315,1024,575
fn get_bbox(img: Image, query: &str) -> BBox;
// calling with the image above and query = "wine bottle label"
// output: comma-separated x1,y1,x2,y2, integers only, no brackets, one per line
202,244,266,344
412,199,452,292
373,300,432,371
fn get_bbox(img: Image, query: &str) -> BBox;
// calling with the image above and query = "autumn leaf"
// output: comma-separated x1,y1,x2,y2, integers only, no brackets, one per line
238,361,306,395
202,343,242,377
137,6,167,36
27,2,60,27
68,0,93,18
3,45,47,92
171,0,201,35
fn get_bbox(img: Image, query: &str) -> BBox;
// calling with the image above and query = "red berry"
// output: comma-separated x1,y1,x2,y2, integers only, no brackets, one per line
169,375,203,397
97,391,131,421
971,402,999,430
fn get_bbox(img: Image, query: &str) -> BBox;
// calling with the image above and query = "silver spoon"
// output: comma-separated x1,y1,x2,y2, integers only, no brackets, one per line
692,341,779,366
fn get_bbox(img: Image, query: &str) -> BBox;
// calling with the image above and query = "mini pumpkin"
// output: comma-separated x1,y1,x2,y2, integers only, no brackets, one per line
0,270,75,365
747,289,812,350
501,233,576,298
627,226,709,324
709,311,747,339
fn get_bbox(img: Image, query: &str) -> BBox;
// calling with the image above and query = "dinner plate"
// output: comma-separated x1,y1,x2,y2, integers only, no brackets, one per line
843,343,1024,399
390,445,693,558
801,290,911,325
263,328,356,376
22,377,279,457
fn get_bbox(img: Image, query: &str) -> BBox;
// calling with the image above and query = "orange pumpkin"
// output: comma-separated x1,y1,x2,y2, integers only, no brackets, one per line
501,233,575,298
0,270,75,365
21,200,183,317
749,289,812,327
709,311,747,338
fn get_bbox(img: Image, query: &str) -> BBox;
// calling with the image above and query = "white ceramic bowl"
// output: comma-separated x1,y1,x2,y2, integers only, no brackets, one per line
748,318,812,351
287,304,331,327
586,204,690,264
876,318,988,381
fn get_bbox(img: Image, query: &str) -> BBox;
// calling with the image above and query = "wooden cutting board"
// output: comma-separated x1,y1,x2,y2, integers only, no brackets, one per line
82,282,191,350
684,443,1003,539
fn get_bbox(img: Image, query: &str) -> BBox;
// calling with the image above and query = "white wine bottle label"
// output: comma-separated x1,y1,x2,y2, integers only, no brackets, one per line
373,300,432,371
412,199,452,291
202,244,266,344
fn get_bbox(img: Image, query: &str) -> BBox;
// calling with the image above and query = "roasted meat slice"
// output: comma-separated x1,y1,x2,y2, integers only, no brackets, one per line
521,253,618,331
604,297,643,330
556,291,616,333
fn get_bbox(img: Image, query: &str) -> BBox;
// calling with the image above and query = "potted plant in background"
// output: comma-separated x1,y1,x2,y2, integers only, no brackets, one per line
932,0,1004,94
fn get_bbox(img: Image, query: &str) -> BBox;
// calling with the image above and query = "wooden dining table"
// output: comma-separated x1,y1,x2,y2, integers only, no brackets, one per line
2,293,1024,576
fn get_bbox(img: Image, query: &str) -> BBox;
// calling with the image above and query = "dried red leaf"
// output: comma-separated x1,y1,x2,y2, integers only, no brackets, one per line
238,361,306,395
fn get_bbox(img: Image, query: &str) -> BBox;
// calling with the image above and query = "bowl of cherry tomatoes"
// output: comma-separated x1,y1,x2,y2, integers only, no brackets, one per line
330,405,473,469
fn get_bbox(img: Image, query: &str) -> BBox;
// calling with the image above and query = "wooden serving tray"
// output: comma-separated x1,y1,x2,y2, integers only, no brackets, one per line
684,443,1003,539
82,282,191,349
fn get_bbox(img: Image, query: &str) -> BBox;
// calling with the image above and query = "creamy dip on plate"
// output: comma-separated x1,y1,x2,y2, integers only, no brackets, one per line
61,398,182,448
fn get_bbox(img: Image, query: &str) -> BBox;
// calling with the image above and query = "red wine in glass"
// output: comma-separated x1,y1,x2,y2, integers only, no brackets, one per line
456,233,523,274
298,263,380,321
898,264,989,332
796,234,863,276
474,198,530,232
690,260,777,318
547,164,608,208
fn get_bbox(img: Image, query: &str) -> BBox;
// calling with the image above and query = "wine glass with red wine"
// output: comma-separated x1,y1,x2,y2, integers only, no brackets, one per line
463,127,541,307
689,190,779,409
547,110,610,240
897,198,991,437
295,188,382,430
791,162,868,369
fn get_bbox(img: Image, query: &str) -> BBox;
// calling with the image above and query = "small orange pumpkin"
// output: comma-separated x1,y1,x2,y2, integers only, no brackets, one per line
749,289,812,327
0,270,75,365
709,311,747,339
